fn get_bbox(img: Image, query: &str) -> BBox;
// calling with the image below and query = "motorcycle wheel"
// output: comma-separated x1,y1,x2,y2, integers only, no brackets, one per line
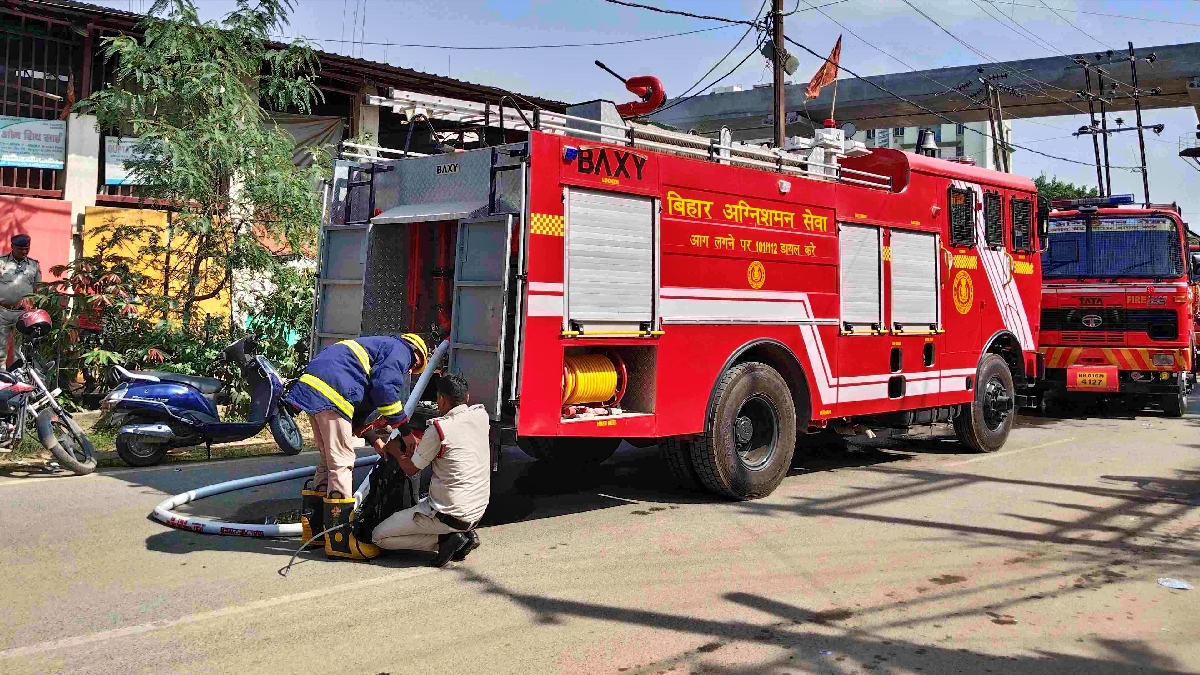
115,418,171,467
36,409,97,475
269,406,304,455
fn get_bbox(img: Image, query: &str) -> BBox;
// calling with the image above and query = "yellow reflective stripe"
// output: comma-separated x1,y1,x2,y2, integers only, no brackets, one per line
299,374,354,418
337,339,371,375
377,400,404,417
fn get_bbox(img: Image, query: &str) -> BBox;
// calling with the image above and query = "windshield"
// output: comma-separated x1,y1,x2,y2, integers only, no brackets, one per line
1043,215,1183,279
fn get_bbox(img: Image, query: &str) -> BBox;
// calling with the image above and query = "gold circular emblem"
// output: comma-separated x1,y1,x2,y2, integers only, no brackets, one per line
747,261,766,289
952,270,974,314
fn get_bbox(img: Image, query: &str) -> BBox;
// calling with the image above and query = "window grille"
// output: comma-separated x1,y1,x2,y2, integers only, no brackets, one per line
948,186,976,246
983,190,1004,247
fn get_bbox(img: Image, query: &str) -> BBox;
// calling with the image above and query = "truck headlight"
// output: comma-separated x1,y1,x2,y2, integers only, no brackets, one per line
1152,354,1175,367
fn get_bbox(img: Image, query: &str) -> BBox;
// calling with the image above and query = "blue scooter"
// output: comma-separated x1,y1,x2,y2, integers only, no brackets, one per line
99,335,303,466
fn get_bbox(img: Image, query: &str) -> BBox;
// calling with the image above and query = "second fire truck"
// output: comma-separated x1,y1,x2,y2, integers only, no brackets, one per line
1039,195,1196,415
316,92,1045,499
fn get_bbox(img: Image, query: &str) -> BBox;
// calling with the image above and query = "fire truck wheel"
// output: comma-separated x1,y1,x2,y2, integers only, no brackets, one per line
692,362,797,500
516,436,621,465
1162,380,1187,418
662,436,701,488
953,354,1015,453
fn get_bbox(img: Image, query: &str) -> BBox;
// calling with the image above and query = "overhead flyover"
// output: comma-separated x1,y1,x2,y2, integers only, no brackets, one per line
648,41,1200,140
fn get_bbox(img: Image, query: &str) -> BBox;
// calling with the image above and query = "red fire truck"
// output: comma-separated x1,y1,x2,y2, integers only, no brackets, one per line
1039,195,1196,415
315,94,1044,499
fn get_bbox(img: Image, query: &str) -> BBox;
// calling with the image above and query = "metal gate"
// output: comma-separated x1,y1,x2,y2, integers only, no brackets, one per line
448,215,514,419
565,188,655,332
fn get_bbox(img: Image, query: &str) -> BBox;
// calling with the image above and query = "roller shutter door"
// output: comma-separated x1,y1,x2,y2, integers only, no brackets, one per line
567,188,654,330
890,230,939,328
839,223,882,329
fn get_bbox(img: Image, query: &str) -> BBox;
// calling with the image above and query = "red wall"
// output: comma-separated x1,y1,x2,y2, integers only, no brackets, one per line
0,195,71,280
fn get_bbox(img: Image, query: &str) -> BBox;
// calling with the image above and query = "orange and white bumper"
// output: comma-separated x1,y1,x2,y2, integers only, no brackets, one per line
1040,346,1191,372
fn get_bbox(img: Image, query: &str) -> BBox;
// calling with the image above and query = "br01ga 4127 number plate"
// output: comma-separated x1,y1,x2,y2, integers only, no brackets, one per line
1067,365,1120,392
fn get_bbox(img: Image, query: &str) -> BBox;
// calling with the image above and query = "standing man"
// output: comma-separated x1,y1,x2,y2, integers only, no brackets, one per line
285,333,429,560
373,373,491,567
0,233,39,365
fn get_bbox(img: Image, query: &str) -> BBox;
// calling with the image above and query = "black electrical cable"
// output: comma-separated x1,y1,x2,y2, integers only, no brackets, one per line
602,0,760,25
647,46,762,119
983,0,1200,30
280,24,738,50
780,33,1140,170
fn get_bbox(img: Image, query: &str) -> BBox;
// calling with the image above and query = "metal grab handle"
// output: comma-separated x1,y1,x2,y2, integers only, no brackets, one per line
498,96,534,135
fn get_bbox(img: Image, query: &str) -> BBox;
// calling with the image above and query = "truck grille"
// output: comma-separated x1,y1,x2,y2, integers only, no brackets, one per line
1041,308,1178,341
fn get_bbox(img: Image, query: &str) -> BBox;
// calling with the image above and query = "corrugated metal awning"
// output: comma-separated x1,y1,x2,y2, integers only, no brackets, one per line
371,201,489,225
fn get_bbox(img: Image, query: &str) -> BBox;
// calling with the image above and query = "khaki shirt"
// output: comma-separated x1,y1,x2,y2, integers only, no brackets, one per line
410,404,491,523
0,254,39,307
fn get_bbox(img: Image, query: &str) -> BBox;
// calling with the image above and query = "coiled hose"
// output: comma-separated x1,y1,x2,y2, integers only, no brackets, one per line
562,353,624,406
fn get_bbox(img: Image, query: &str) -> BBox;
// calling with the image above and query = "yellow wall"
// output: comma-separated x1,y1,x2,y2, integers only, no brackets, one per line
82,206,230,318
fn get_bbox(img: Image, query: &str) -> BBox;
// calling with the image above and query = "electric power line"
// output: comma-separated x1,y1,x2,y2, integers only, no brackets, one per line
645,0,770,117
602,0,759,26
274,24,739,50
780,33,1139,170
1036,0,1112,52
982,0,1200,29
797,0,1080,139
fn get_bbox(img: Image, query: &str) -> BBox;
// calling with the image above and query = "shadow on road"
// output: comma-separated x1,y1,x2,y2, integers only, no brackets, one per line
457,570,1191,674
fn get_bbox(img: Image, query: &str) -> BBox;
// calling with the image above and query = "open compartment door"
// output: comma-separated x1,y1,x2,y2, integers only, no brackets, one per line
449,215,514,420
312,224,367,355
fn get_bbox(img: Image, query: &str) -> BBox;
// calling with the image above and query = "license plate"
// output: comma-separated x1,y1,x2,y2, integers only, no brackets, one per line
1067,365,1119,392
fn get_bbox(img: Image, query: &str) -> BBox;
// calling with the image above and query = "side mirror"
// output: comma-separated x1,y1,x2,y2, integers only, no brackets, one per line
1036,196,1050,252
1190,252,1200,278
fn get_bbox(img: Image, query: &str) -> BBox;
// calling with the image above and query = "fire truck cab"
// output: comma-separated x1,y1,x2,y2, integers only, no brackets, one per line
1039,195,1195,415
314,94,1044,499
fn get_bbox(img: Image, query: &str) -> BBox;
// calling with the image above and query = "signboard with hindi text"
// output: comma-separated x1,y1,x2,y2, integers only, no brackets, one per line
103,136,146,185
0,116,65,170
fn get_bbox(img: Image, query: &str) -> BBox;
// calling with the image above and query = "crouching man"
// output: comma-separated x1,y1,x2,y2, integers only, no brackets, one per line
374,373,490,567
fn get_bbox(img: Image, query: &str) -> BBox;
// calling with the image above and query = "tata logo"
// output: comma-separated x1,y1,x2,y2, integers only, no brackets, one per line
1082,314,1103,328
576,148,647,181
435,163,459,175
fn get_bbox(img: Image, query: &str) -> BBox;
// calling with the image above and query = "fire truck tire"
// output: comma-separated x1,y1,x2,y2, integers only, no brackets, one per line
953,354,1015,453
516,436,621,465
1161,380,1187,418
691,362,796,500
662,436,701,488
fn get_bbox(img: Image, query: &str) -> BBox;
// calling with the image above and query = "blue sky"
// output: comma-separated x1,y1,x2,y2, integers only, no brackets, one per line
102,1,1200,218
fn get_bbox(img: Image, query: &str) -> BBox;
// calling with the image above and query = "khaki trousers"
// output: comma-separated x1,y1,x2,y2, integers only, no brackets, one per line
308,410,356,497
372,497,457,552
0,306,22,366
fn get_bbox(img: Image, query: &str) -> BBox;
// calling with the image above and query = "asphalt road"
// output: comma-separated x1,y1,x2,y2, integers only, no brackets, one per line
0,402,1197,675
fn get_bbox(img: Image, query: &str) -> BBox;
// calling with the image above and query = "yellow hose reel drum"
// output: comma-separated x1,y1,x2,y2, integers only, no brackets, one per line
561,352,627,407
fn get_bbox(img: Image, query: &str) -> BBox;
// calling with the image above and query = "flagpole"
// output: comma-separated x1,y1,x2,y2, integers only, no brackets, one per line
830,75,838,123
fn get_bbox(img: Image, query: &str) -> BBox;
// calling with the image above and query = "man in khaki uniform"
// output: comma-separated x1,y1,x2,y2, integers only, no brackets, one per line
0,233,39,365
373,373,490,567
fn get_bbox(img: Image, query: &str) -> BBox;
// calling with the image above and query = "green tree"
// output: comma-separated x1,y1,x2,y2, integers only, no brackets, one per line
74,0,323,324
1032,172,1099,202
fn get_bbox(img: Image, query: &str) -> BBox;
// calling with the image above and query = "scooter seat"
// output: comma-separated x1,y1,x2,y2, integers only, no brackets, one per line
133,371,224,395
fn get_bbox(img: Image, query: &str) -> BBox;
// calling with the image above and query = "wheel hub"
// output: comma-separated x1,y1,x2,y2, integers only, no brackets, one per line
734,416,754,444
982,376,1013,430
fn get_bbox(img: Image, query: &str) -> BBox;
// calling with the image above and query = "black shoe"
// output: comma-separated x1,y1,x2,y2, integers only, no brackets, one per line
452,530,480,562
431,532,469,568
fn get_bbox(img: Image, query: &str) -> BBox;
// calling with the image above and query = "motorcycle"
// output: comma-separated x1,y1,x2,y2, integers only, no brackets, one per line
100,335,303,466
0,309,97,475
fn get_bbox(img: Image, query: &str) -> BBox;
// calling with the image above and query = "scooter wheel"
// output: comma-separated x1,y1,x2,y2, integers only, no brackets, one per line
269,406,304,455
116,433,170,467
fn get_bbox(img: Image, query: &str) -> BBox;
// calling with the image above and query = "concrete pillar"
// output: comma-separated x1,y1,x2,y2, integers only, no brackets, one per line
62,113,100,263
351,82,380,145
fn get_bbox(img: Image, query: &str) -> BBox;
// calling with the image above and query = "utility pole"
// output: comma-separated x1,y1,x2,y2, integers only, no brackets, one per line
972,69,1020,173
1129,41,1151,205
772,0,786,148
1096,60,1113,196
1075,56,1106,195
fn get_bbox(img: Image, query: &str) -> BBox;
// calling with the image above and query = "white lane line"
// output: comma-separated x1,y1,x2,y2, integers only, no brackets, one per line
0,566,438,660
596,493,640,504
943,437,1076,466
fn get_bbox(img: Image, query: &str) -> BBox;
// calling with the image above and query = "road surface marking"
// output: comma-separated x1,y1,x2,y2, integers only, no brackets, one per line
0,566,437,660
943,437,1076,466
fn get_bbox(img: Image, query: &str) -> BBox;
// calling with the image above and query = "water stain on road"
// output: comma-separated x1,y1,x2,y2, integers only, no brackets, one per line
929,574,968,585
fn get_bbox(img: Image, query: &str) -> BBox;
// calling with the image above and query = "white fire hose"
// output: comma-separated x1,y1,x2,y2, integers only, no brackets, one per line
150,340,451,538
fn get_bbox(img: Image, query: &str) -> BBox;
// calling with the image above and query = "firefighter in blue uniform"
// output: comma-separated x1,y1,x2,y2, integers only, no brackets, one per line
285,333,429,560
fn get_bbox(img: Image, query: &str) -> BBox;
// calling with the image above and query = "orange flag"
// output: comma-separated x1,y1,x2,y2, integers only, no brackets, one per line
805,35,842,100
